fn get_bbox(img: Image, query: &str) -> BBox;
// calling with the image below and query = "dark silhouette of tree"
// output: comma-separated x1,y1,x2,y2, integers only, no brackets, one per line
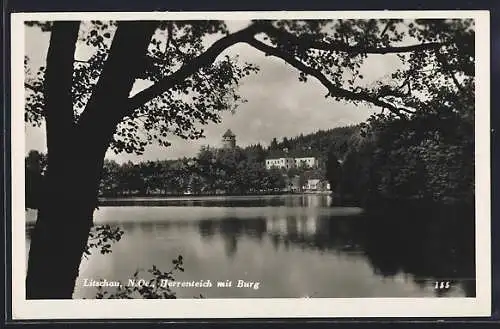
325,150,342,193
25,150,45,209
269,137,279,151
24,19,473,299
281,137,291,150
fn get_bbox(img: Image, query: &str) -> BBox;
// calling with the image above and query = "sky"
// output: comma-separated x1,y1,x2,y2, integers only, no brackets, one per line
24,20,402,163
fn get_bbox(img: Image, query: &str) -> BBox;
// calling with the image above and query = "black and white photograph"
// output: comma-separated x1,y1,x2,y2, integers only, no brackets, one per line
11,11,490,318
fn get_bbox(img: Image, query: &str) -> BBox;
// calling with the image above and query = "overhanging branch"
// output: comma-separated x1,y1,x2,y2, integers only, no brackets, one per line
126,23,261,113
126,21,432,114
245,37,415,116
256,22,443,55
379,22,391,38
450,72,465,93
25,82,42,93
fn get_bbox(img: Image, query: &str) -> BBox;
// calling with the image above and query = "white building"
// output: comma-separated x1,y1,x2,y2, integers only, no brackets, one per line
265,155,318,170
265,157,296,170
294,157,319,168
305,179,321,190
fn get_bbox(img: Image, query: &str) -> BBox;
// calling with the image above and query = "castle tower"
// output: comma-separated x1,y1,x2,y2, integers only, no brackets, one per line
222,129,236,149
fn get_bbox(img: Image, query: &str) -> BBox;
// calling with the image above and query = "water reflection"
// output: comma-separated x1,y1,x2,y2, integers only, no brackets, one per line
25,195,475,298
98,194,332,208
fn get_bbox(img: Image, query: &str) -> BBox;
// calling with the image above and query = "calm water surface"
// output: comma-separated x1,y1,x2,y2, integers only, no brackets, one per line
25,195,475,298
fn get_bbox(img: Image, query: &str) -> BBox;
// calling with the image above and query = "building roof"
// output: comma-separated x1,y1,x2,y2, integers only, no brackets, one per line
223,129,235,138
266,148,320,160
266,156,294,160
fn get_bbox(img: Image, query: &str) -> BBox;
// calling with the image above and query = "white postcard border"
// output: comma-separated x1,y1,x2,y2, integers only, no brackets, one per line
11,10,491,319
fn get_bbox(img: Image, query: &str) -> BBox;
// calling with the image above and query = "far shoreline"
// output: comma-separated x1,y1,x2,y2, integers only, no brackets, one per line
98,190,332,200
97,191,335,205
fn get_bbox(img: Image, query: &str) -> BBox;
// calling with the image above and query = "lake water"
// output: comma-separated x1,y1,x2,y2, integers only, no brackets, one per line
25,194,475,299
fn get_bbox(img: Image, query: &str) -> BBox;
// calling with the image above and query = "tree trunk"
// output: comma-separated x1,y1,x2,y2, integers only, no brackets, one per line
26,21,158,299
25,153,102,298
26,21,81,299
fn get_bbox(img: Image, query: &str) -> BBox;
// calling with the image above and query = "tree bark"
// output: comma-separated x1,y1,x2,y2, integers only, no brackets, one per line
26,21,158,299
26,21,81,299
26,156,102,298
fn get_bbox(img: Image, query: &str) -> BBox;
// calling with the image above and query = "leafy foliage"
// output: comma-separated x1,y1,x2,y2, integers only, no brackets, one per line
332,84,473,205
318,19,475,206
99,147,286,195
84,224,124,258
95,256,185,299
266,19,406,91
25,18,475,199
25,20,259,155
25,19,474,156
114,54,258,154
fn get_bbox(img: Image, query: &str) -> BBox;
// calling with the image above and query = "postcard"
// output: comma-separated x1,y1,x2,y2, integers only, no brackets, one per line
11,10,491,319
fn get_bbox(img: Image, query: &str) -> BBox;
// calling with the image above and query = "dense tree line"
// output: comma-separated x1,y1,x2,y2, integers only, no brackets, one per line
26,126,360,200
324,33,474,208
98,137,332,196
98,147,287,196
331,106,474,207
270,125,358,160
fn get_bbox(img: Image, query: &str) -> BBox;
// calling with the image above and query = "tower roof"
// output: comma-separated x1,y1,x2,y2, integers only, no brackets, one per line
223,129,235,138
